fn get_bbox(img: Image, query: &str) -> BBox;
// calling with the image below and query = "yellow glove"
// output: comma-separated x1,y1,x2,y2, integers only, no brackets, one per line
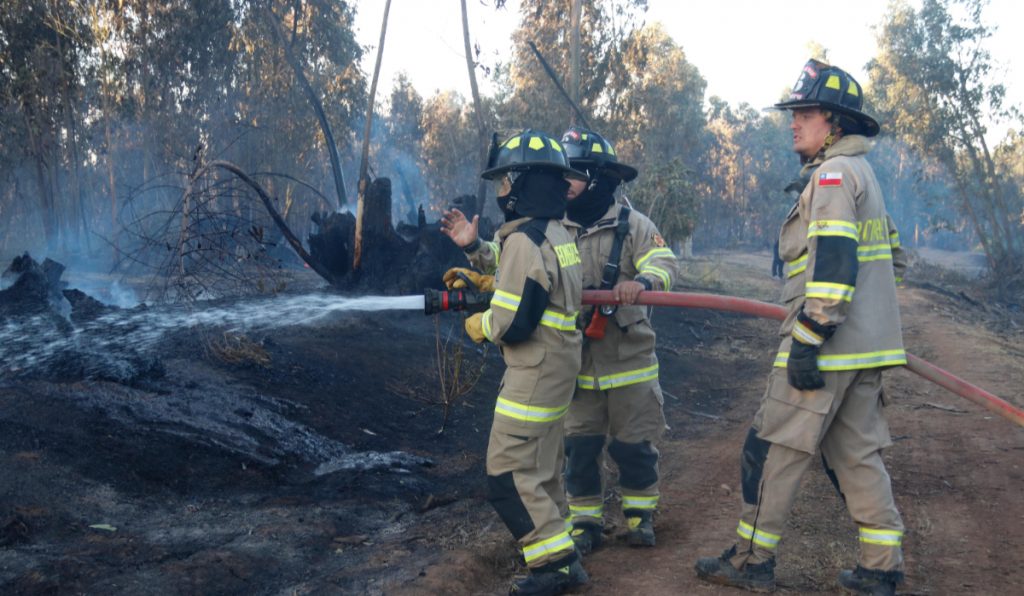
464,312,487,343
443,267,495,292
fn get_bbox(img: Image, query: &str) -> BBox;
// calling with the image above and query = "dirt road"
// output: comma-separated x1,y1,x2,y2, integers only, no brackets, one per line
1,250,1021,595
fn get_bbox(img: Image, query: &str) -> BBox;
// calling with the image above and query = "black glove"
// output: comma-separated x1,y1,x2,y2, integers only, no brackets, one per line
787,340,825,390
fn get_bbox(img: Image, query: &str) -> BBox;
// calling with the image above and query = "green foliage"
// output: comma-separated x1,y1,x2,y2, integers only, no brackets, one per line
868,0,1023,273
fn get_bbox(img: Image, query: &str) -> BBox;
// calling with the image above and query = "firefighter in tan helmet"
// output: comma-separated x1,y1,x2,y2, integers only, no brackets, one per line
694,59,908,596
557,127,678,554
441,129,589,596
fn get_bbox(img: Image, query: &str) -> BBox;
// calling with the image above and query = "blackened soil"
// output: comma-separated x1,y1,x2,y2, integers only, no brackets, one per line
0,283,769,595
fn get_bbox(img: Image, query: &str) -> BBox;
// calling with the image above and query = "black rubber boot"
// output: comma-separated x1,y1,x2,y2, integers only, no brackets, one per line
837,565,903,596
625,510,656,547
509,556,588,596
695,545,776,593
569,522,603,555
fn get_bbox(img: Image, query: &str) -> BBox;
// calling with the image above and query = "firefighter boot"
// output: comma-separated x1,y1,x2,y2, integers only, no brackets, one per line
625,510,656,547
509,556,588,596
569,522,603,555
837,565,903,596
695,545,777,593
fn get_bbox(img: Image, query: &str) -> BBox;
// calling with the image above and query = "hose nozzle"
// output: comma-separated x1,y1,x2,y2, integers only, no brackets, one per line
424,288,493,316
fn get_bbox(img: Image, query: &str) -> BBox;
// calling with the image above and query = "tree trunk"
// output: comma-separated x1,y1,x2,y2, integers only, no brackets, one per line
353,0,391,271
264,7,348,210
460,0,490,215
570,0,582,113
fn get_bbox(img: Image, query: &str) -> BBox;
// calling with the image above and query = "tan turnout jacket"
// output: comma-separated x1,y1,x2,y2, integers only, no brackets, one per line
573,203,677,391
776,134,906,371
468,217,583,437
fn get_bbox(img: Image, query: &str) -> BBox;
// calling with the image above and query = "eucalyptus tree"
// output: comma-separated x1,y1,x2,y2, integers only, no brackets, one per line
868,0,1022,278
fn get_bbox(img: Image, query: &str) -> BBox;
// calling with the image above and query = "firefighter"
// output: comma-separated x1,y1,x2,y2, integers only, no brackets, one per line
694,59,908,596
557,127,678,553
441,130,588,596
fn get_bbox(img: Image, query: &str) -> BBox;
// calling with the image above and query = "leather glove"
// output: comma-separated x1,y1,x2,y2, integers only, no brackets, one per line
787,340,825,390
443,267,495,292
464,312,487,343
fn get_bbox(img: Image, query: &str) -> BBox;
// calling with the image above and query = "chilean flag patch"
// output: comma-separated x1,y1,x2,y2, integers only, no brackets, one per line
819,172,843,187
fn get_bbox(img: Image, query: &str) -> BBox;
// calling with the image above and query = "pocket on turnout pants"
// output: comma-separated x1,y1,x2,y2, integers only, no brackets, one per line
755,369,835,455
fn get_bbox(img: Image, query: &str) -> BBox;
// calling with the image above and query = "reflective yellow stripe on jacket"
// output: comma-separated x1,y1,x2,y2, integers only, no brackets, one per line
577,364,659,391
774,350,908,370
635,247,675,289
808,219,859,241
491,290,579,333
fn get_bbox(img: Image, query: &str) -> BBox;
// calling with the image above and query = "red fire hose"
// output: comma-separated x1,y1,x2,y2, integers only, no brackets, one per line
583,290,1024,428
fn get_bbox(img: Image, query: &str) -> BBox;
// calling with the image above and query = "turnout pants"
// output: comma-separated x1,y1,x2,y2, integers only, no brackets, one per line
486,420,575,569
731,368,904,571
563,380,666,526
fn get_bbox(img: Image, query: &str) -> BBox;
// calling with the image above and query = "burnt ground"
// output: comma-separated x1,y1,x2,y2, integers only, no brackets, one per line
2,250,1023,595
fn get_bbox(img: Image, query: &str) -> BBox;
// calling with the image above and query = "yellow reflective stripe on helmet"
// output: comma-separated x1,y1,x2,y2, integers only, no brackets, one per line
482,310,493,341
805,281,855,302
859,527,903,546
576,375,597,390
495,397,569,423
554,242,582,267
774,349,908,370
569,504,603,521
857,243,893,262
640,265,671,290
591,141,604,153
786,254,808,278
528,136,545,150
504,136,521,150
792,320,824,346
491,289,521,312
808,219,859,241
826,74,841,90
737,521,781,549
847,80,860,96
550,139,563,152
540,309,577,331
622,494,658,510
635,247,675,270
522,530,575,564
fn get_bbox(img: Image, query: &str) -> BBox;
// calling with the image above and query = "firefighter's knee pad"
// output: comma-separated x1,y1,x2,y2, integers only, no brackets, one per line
565,434,605,497
608,439,658,490
741,427,771,505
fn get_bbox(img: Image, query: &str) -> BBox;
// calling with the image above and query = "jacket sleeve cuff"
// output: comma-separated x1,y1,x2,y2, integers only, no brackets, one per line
462,238,482,254
791,310,836,347
635,277,653,291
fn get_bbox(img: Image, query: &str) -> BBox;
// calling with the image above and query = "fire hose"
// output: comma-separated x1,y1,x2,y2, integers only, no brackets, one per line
424,288,1024,428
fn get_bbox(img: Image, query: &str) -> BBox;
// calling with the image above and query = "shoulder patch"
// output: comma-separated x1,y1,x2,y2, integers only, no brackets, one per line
514,218,548,246
652,233,666,247
818,172,843,187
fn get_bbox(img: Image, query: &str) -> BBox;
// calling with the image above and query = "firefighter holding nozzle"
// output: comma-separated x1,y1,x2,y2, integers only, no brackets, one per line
442,129,589,596
694,59,908,596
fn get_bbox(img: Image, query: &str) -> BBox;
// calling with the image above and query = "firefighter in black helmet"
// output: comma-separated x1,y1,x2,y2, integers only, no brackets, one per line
441,130,589,596
557,126,677,555
695,59,908,596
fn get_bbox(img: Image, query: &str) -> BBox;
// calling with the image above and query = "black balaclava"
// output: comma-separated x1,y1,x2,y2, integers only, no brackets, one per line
566,173,621,228
496,169,569,222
